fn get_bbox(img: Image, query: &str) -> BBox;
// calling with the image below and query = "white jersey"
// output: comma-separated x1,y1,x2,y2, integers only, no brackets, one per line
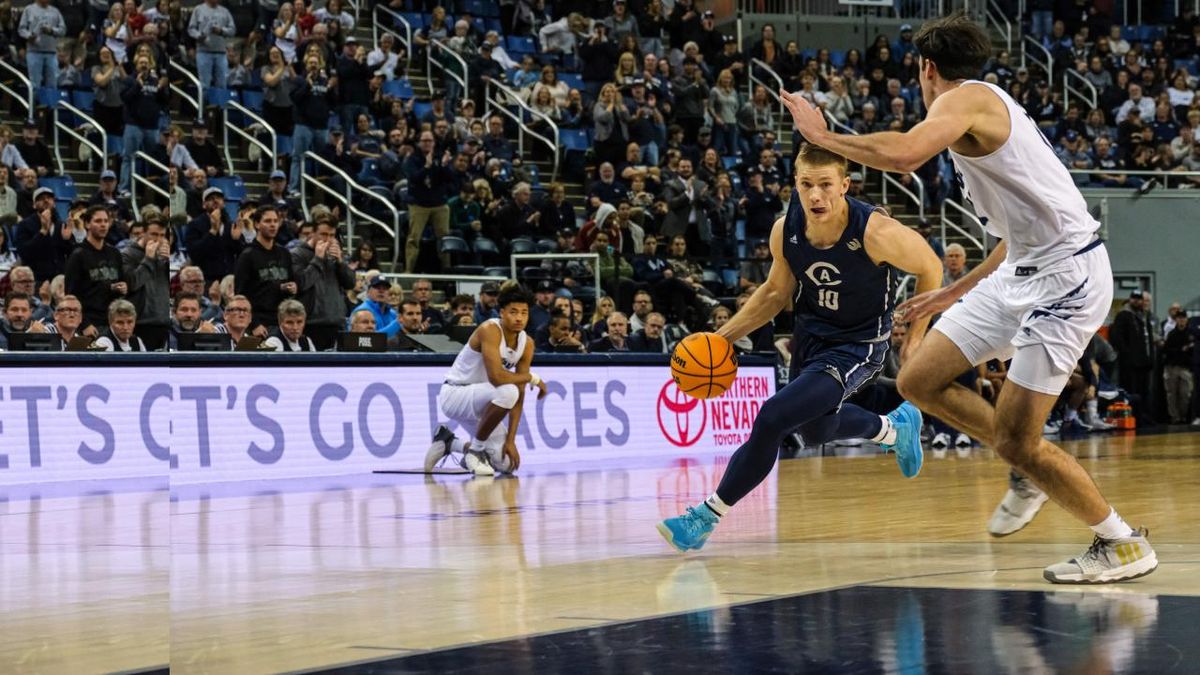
948,80,1099,269
443,318,528,385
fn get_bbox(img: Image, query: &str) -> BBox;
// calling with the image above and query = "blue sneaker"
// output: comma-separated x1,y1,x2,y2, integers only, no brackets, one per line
882,402,924,478
657,505,719,552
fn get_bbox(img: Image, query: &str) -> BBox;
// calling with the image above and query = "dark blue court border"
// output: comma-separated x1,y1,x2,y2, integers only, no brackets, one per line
290,585,1197,674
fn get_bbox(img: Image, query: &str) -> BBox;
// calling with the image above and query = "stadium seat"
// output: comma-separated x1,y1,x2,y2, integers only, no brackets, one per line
36,87,67,108
451,264,485,275
210,176,247,202
438,235,470,256
509,238,537,254
398,12,426,29
382,79,415,99
535,238,558,253
412,101,432,120
484,17,501,33
558,73,584,92
483,266,509,277
241,90,264,112
506,35,535,55
71,90,95,113
559,128,589,151
206,88,233,107
40,176,77,200
472,236,501,255
224,201,241,223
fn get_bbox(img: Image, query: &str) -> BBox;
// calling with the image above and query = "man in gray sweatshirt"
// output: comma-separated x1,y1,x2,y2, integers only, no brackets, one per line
291,218,355,350
123,218,172,350
186,0,236,90
17,0,66,95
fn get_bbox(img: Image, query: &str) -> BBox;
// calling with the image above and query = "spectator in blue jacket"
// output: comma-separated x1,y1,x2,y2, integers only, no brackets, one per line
349,275,401,337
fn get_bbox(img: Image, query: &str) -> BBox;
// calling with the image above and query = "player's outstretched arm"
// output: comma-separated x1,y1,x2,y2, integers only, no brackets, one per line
715,217,796,344
781,87,976,174
898,240,1008,326
864,213,943,357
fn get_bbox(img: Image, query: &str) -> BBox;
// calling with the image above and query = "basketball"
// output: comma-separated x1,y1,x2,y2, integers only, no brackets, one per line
671,333,738,400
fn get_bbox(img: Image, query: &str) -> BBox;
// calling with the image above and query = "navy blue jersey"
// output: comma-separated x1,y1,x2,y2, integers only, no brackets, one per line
782,193,898,342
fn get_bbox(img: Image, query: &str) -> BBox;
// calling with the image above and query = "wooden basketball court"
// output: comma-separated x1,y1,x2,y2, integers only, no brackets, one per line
3,431,1197,673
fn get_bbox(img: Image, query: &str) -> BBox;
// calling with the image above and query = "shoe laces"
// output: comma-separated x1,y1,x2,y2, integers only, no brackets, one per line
681,506,713,535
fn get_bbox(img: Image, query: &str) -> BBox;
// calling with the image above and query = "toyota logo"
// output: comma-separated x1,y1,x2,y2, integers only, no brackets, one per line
657,380,707,447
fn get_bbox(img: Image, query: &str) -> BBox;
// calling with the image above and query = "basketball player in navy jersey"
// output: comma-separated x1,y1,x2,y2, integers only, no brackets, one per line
658,144,944,552
425,281,548,475
782,12,1157,583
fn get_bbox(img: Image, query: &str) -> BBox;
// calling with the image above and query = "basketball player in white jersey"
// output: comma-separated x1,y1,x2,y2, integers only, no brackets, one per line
426,281,547,475
781,12,1156,584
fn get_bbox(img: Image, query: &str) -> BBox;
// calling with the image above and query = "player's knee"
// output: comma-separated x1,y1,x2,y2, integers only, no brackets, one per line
491,384,519,410
755,397,790,431
797,417,838,445
895,367,927,404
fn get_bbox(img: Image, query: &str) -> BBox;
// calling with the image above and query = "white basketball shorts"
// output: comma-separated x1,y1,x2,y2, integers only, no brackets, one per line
933,242,1113,396
437,382,509,461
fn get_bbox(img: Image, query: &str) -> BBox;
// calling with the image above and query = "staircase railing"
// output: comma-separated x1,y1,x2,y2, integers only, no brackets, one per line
940,198,989,258
131,151,172,217
482,78,560,181
53,101,107,174
747,58,787,131
427,39,468,101
372,6,414,76
300,151,401,264
1022,34,1053,77
222,100,277,175
169,59,202,114
822,110,926,221
1063,69,1098,112
982,0,1012,55
0,58,33,121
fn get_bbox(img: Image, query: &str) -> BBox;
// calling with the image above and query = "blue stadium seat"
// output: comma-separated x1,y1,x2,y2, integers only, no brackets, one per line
472,236,500,255
411,100,432,120
241,90,264,112
36,87,67,108
506,35,535,55
722,155,739,170
830,51,846,68
277,135,293,156
206,88,233,107
483,266,509,277
1121,27,1137,41
535,238,557,253
54,201,69,222
558,72,584,92
224,201,241,223
40,176,77,200
382,79,415,99
484,17,501,33
471,17,486,34
78,68,93,90
71,90,95,112
438,235,470,255
210,176,247,201
559,128,589,151
462,0,499,18
398,12,426,29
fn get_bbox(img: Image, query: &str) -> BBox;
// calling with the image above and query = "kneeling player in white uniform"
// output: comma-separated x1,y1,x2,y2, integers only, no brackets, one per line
426,282,547,475
783,12,1156,584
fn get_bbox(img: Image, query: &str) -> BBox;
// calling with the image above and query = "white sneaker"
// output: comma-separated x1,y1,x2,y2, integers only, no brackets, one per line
931,432,950,450
954,433,972,449
988,470,1049,537
423,425,457,472
1084,413,1115,431
1043,420,1062,435
1043,528,1158,584
460,449,495,476
1192,418,1200,427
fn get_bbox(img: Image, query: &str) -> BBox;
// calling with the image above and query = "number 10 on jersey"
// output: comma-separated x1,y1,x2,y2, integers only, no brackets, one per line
818,289,839,310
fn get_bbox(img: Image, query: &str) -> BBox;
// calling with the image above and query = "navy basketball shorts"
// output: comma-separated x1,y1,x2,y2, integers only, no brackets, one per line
790,333,888,404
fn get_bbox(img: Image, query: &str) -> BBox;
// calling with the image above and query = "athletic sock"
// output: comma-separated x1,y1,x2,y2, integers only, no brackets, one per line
450,438,469,455
1085,399,1100,418
704,493,730,519
871,415,898,445
1090,508,1135,540
1064,408,1081,423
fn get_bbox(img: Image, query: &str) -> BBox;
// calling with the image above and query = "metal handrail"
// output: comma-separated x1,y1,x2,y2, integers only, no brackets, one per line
301,151,401,263
1022,34,1053,77
0,58,33,121
822,109,925,221
52,101,107,174
983,0,1012,55
1063,69,1098,111
223,99,276,175
483,78,560,181
510,253,601,301
131,151,172,217
1069,168,1200,190
940,198,988,257
169,58,202,113
373,5,413,76
748,58,787,131
427,38,468,101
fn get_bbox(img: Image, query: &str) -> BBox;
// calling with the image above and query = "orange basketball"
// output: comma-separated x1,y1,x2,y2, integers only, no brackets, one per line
671,332,738,400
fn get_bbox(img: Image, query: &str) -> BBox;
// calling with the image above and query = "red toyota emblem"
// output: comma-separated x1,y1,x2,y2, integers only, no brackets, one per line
657,380,707,447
